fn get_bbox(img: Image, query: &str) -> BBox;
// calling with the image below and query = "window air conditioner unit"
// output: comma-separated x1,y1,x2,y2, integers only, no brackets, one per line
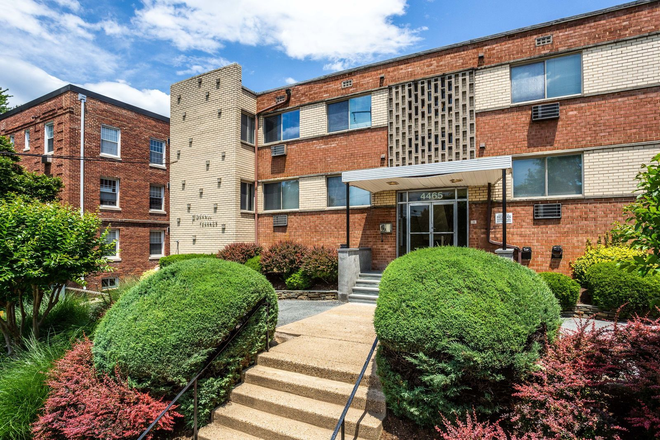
271,144,287,157
531,103,560,121
534,203,562,219
273,214,288,227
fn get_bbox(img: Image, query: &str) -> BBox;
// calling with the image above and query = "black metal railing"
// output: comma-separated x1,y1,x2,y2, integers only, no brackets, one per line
330,336,379,440
138,297,271,440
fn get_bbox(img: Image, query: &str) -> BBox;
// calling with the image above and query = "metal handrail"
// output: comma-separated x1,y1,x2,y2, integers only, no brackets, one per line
330,336,379,440
138,297,271,440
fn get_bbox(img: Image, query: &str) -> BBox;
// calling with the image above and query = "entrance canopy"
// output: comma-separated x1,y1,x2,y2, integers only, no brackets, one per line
342,155,512,193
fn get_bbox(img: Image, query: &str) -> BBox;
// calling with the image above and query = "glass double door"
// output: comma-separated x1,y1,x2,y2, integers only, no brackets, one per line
409,202,456,251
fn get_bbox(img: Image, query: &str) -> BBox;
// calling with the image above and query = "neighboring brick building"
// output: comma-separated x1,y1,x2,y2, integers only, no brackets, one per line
0,85,170,290
171,0,660,279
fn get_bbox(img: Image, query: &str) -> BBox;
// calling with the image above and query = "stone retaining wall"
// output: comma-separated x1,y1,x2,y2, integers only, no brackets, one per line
276,290,338,300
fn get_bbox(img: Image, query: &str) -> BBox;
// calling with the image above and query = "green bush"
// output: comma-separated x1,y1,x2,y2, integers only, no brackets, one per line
538,272,581,310
571,244,645,286
285,269,313,290
301,246,338,284
92,258,278,427
261,241,309,280
585,262,660,316
245,255,262,273
159,253,216,268
374,247,561,427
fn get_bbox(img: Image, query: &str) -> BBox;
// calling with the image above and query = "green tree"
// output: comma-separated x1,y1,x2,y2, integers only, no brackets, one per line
0,198,113,354
613,153,660,276
0,135,63,202
0,88,11,114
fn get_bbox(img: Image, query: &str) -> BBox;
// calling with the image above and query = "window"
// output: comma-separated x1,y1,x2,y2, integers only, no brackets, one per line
264,110,300,143
150,139,165,166
241,182,254,211
100,178,119,207
9,135,14,145
513,154,582,197
264,180,299,211
327,176,371,207
241,113,255,144
101,277,118,290
327,95,372,133
149,230,164,256
24,130,30,151
511,53,582,103
149,185,165,211
44,123,54,153
105,229,119,258
101,126,120,157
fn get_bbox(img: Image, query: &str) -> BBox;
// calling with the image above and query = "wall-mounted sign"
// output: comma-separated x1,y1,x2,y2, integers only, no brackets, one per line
495,213,513,224
192,214,219,228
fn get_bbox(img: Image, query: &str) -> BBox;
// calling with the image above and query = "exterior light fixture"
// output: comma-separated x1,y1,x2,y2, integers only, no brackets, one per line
450,178,463,183
386,181,399,186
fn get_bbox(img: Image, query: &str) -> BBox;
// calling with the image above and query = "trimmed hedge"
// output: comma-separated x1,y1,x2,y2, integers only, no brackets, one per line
218,242,261,264
571,245,645,286
374,247,561,427
92,258,278,426
585,262,660,316
159,253,216,268
538,272,580,310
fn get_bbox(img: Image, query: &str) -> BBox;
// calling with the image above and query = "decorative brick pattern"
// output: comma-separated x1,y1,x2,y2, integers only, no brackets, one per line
388,70,476,166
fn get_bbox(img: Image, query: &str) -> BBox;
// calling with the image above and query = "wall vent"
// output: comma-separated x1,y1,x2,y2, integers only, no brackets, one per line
275,95,287,104
534,203,562,219
271,144,287,157
531,103,560,121
535,35,553,46
273,214,288,227
341,79,353,89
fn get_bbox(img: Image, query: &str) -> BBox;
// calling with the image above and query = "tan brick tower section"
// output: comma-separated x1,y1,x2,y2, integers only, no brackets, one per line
170,64,257,255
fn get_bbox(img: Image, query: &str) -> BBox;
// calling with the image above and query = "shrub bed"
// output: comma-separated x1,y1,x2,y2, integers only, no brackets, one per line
159,253,216,268
585,262,660,316
92,258,278,426
261,241,308,280
244,255,262,273
217,242,261,264
538,272,580,310
301,246,338,284
374,247,561,427
571,244,645,286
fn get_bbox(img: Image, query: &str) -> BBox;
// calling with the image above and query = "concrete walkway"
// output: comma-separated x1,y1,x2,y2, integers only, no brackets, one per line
276,300,342,327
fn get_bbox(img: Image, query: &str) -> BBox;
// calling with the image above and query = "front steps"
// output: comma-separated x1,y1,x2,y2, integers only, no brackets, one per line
199,334,385,440
349,272,382,304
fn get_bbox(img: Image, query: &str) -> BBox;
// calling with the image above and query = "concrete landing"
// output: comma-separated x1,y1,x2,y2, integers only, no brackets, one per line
199,303,382,440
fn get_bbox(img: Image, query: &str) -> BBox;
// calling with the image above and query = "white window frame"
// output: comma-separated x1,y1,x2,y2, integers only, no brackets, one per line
149,230,165,258
149,184,165,212
24,130,30,151
105,228,120,260
101,277,119,290
149,138,166,168
44,122,54,154
100,178,120,209
100,125,121,158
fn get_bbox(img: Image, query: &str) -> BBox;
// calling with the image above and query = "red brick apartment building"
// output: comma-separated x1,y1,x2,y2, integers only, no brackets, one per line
170,0,660,298
0,85,170,290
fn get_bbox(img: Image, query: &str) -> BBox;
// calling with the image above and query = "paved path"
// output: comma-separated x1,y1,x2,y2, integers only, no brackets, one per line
276,299,342,327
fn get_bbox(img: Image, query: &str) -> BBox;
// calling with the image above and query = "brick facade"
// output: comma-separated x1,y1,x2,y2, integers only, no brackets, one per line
0,86,170,290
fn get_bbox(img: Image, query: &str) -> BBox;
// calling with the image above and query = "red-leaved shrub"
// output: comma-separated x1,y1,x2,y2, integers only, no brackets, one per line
301,246,338,283
437,411,540,440
512,313,660,439
261,241,309,279
217,242,261,264
32,337,180,440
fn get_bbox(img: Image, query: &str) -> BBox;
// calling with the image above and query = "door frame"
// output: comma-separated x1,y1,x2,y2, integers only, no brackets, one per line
406,200,458,253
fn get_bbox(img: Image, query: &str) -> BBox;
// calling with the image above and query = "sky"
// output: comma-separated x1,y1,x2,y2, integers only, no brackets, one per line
0,0,629,117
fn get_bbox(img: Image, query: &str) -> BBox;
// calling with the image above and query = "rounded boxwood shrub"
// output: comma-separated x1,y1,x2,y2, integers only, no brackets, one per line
571,244,645,286
92,258,278,426
538,272,580,310
285,269,313,290
374,247,561,427
585,262,660,316
159,253,216,268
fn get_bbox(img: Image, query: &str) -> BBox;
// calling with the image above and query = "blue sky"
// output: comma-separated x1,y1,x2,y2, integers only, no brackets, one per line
0,0,627,117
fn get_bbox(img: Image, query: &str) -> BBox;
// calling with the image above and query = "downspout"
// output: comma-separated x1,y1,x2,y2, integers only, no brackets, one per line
486,182,522,263
254,88,291,245
78,93,86,216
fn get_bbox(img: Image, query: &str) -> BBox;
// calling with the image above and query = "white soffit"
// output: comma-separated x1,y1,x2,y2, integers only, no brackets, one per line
342,155,512,193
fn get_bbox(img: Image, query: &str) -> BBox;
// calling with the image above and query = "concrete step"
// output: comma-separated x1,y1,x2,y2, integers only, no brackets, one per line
358,272,383,280
230,383,385,440
348,294,379,304
244,365,386,412
352,286,380,294
198,424,262,440
212,402,333,440
355,279,380,287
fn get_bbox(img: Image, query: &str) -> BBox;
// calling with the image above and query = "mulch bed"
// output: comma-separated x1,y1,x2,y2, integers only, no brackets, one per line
380,413,437,440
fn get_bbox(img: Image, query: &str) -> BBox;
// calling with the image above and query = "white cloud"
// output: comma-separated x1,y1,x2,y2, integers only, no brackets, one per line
0,58,170,117
53,0,82,12
284,77,297,85
173,55,232,76
134,0,423,68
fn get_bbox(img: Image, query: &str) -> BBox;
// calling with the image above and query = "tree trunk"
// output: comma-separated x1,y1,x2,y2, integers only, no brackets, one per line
32,285,41,340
